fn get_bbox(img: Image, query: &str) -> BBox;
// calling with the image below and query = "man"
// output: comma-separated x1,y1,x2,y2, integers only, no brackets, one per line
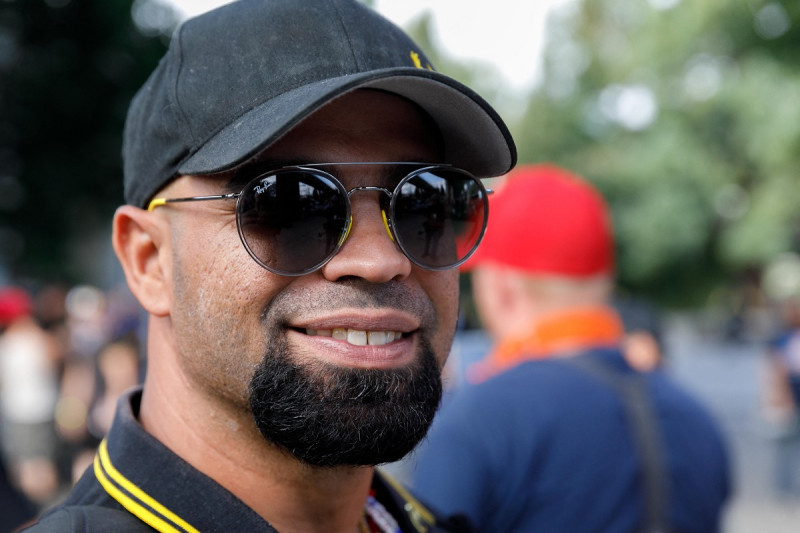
25,1,515,531
411,165,730,533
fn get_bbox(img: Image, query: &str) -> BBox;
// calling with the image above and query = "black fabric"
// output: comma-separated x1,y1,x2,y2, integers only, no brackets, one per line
0,457,36,533
23,507,155,533
123,0,516,208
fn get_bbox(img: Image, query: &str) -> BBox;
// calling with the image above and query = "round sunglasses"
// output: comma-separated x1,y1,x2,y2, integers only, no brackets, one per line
148,162,491,276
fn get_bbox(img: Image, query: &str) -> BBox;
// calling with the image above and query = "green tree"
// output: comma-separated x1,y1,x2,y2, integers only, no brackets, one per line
0,0,172,285
512,0,800,307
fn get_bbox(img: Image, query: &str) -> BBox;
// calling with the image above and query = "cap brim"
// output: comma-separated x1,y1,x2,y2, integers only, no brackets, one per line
178,67,516,179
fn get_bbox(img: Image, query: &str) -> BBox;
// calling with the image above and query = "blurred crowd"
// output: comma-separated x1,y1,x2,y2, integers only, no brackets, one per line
0,283,144,530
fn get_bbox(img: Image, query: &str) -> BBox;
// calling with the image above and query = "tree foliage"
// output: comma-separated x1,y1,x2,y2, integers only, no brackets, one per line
410,0,800,307
516,0,800,307
413,1,800,307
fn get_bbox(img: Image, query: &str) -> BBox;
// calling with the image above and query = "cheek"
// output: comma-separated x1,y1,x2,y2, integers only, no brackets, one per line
169,227,293,402
183,220,264,294
421,269,460,367
172,222,285,352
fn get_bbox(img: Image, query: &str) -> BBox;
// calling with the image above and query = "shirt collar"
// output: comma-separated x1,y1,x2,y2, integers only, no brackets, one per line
468,305,624,383
96,388,273,532
98,388,440,532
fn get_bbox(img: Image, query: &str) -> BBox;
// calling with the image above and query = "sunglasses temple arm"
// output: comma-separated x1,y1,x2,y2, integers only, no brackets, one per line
147,193,239,212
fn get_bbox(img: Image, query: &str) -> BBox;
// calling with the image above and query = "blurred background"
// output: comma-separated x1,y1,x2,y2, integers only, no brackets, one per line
1,0,799,531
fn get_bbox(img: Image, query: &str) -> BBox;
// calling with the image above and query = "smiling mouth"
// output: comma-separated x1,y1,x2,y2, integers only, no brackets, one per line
304,328,405,346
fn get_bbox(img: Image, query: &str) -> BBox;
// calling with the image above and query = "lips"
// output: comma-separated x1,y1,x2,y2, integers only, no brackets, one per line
305,328,403,346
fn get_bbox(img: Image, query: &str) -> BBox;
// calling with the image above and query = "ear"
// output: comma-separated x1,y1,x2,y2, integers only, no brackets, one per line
112,205,171,317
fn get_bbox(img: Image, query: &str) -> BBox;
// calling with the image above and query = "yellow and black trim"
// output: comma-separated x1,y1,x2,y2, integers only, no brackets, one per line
378,469,437,533
94,439,199,533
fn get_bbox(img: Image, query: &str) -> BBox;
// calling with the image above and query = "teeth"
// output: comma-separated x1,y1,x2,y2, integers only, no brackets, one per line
306,328,401,346
348,329,367,346
368,331,387,345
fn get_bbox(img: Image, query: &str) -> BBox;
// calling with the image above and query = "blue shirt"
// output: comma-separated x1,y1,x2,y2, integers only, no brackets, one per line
412,348,730,533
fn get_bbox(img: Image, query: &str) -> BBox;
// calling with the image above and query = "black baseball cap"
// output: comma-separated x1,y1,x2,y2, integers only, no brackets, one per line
123,0,517,208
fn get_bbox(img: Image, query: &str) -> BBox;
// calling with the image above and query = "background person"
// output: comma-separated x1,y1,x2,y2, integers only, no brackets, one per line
411,164,730,533
614,294,664,372
23,0,516,531
0,287,61,508
761,294,800,496
0,288,39,532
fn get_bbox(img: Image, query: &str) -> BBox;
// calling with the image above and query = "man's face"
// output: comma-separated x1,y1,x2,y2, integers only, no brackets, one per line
162,90,459,466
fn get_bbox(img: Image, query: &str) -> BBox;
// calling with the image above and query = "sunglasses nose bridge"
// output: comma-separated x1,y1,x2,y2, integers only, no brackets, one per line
345,186,394,241
345,185,392,197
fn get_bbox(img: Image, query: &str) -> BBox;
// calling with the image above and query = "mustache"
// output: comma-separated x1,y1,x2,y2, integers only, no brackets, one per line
261,278,438,329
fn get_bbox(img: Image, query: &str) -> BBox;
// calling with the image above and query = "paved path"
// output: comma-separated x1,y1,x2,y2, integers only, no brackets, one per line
666,315,800,533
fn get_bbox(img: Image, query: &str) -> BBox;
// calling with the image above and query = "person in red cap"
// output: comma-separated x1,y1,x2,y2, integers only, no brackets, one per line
0,287,61,513
411,164,731,533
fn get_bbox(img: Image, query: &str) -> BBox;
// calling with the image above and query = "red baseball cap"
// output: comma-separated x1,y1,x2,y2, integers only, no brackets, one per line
0,287,32,326
463,164,614,276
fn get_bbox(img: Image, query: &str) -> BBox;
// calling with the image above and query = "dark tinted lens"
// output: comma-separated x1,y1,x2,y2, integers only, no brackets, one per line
236,170,349,275
391,168,487,269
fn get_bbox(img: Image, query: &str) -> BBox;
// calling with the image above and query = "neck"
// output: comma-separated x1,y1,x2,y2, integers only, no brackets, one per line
140,322,373,533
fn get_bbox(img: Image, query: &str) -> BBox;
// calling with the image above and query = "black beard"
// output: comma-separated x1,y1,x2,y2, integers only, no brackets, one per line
248,335,443,468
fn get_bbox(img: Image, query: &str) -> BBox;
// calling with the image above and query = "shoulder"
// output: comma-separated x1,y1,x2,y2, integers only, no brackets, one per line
22,462,153,533
453,354,621,414
646,369,717,417
461,357,580,398
432,356,609,437
22,506,154,532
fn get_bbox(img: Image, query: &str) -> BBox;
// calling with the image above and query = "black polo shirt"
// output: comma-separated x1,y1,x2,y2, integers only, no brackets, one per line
24,388,472,532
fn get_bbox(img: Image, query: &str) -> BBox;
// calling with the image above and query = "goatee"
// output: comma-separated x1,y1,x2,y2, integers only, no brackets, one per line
248,336,443,467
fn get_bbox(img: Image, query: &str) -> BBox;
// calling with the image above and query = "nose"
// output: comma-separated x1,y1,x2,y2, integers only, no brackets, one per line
320,191,412,282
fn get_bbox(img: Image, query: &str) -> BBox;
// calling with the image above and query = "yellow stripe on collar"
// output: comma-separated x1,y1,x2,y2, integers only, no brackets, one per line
95,439,199,533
